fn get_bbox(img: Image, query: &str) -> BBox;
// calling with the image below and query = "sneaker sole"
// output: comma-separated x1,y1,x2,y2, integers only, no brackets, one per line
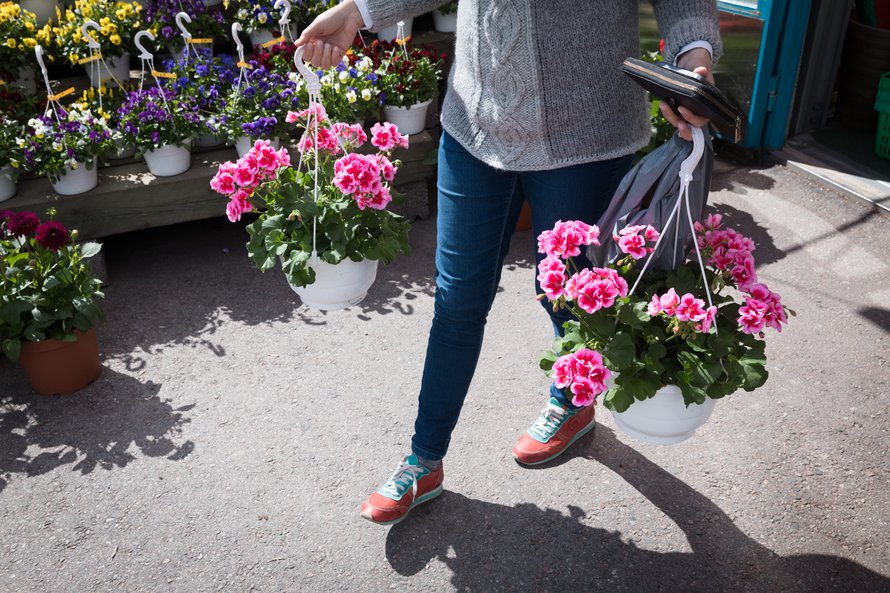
513,419,596,467
361,485,444,526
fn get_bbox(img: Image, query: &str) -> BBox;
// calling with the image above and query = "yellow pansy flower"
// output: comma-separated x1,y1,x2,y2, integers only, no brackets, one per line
25,21,35,31
5,38,15,48
110,34,121,45
23,38,37,49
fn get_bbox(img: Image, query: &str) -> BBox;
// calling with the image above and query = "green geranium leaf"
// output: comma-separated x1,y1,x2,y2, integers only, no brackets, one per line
539,349,558,371
616,371,661,401
603,331,636,370
603,386,635,413
2,338,21,362
80,242,102,258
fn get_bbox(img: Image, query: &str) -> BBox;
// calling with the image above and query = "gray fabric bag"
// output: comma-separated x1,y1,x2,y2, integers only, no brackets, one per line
587,129,714,270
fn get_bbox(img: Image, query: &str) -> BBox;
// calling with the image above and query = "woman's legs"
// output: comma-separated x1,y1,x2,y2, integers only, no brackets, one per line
410,131,525,462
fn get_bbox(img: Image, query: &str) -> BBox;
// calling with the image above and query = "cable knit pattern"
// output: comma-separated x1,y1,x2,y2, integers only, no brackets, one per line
364,0,722,171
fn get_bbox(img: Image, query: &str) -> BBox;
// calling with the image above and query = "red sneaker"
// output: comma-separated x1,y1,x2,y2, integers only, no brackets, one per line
360,455,444,525
512,397,596,465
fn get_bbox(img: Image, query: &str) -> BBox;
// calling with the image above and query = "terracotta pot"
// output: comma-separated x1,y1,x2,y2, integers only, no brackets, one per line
19,329,102,396
515,200,532,232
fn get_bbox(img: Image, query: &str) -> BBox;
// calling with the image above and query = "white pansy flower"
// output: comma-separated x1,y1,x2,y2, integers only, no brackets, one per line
333,83,340,92
258,12,268,24
338,70,349,83
361,88,372,101
237,8,248,19
346,90,357,103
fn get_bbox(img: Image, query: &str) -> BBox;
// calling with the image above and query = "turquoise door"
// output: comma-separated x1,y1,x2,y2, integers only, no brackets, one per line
717,0,813,150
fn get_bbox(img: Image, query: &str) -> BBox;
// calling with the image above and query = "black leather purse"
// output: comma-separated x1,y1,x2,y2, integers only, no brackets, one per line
621,57,743,142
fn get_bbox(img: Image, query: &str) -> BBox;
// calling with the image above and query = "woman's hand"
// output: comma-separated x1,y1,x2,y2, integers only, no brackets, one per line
295,0,365,69
659,47,714,141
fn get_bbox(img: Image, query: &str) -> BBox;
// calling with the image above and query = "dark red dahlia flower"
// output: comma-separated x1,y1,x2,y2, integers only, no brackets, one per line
8,211,40,237
35,221,69,251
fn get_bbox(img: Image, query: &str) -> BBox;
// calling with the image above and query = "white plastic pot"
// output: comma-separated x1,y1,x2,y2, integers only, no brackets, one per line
106,144,137,160
195,133,226,148
52,161,98,196
383,99,433,136
144,144,191,177
249,29,277,48
12,66,36,94
610,384,717,445
84,53,131,88
432,9,457,32
0,165,16,202
377,18,413,43
235,136,281,158
203,0,222,6
21,0,57,25
289,258,378,311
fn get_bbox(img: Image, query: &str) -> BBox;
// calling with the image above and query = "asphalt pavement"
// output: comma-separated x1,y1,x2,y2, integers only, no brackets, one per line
1,158,889,593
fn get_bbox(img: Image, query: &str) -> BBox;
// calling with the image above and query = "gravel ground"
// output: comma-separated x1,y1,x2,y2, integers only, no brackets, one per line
1,159,889,593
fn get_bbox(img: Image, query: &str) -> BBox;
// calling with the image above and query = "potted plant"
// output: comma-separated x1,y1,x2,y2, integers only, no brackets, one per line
209,109,411,310
72,84,140,160
159,52,238,147
20,0,58,26
536,214,792,445
367,38,444,135
220,60,299,156
0,114,23,202
432,0,457,33
43,0,144,87
0,2,41,93
117,85,203,176
227,0,282,47
0,208,105,395
144,0,225,57
19,106,113,195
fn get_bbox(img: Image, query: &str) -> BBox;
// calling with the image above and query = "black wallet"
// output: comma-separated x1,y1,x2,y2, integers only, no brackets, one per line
621,57,743,142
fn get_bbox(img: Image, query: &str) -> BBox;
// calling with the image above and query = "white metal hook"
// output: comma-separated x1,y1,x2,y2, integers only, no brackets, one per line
275,0,291,27
82,20,101,50
134,30,155,60
231,22,245,63
294,46,321,94
175,12,193,40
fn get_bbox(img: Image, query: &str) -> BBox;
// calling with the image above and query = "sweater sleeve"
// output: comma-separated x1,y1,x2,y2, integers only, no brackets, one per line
649,0,723,65
363,0,451,32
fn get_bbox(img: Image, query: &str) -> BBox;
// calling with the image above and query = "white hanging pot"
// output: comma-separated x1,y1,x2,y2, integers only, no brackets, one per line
195,132,226,148
249,29,277,48
12,66,36,94
432,9,457,33
289,257,378,311
377,17,413,43
234,136,281,158
0,165,16,202
84,53,131,88
52,161,98,196
610,385,717,445
203,0,222,6
144,144,191,177
21,0,57,26
106,144,137,160
383,99,432,136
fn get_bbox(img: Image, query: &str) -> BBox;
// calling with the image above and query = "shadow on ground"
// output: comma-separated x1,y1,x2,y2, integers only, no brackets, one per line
386,427,889,593
0,367,194,495
705,203,785,267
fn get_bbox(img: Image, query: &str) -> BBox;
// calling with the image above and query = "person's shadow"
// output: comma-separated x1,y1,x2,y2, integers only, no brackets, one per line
385,427,889,592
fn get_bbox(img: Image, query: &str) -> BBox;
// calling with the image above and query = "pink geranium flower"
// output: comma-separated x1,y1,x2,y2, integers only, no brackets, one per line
696,305,718,333
537,256,568,300
226,189,253,222
658,288,680,315
675,293,708,322
370,122,409,151
737,298,768,334
614,224,661,260
552,348,611,407
537,220,600,259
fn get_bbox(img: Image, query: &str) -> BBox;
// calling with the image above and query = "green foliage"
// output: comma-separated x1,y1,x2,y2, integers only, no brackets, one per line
0,213,104,362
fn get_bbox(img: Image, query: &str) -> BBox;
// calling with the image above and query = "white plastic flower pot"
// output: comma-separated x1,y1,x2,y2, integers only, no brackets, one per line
84,53,131,88
234,136,280,158
289,258,379,311
195,132,226,148
377,18,413,43
249,29,277,48
0,166,16,202
106,144,137,160
383,99,433,136
21,0,57,25
432,9,457,32
610,385,717,445
203,0,222,6
144,144,191,177
51,161,98,196
12,66,36,94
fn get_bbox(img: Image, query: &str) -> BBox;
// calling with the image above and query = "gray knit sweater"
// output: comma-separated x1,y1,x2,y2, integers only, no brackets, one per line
364,0,722,171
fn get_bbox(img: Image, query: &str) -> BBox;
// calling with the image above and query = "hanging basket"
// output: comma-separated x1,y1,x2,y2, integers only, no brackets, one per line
383,99,433,136
0,165,16,202
249,29,278,48
377,18,413,43
235,136,281,158
195,132,226,148
610,385,717,445
288,258,378,311
144,144,191,177
84,53,131,88
52,161,98,195
19,329,102,396
432,9,457,33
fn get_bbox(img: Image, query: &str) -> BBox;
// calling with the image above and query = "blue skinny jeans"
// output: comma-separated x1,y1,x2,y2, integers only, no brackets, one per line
411,131,634,462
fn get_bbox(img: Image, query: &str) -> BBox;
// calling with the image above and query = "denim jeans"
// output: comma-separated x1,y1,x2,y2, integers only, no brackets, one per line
411,131,634,461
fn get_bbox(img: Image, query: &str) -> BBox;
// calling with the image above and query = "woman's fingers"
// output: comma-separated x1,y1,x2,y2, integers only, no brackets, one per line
677,106,709,129
660,101,692,141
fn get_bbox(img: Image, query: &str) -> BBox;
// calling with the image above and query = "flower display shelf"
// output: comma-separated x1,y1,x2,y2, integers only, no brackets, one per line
2,130,440,240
